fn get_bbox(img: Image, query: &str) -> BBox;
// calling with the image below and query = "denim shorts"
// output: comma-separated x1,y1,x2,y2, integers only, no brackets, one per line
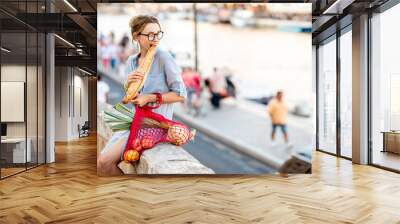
272,124,287,134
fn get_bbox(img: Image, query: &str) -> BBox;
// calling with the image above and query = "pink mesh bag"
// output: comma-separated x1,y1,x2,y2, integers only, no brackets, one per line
122,103,194,162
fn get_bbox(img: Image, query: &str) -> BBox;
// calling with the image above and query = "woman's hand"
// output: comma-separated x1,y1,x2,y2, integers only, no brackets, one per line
126,71,144,85
131,94,156,107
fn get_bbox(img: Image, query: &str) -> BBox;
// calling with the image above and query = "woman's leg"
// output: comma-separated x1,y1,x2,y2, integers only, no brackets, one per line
97,131,128,176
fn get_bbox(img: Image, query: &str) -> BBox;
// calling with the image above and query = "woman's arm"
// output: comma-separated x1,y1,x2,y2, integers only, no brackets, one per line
131,91,184,107
159,91,185,104
163,51,187,99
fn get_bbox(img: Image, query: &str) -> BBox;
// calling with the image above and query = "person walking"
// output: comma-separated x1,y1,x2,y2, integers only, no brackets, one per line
182,67,202,115
267,91,289,143
208,67,227,109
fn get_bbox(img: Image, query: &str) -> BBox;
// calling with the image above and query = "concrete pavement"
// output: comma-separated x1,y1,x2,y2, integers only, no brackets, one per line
173,96,313,169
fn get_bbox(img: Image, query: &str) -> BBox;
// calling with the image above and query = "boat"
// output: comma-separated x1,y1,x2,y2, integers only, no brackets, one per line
230,10,254,28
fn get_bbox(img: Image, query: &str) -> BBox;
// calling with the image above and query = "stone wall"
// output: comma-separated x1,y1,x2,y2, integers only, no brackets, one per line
97,103,214,174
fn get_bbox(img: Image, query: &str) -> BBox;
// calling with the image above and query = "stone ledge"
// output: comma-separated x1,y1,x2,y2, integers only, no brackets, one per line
135,143,214,174
98,103,215,175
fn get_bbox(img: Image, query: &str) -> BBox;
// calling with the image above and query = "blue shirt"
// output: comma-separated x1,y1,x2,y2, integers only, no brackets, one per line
125,48,187,119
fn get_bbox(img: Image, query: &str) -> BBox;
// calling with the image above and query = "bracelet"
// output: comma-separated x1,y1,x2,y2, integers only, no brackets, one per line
153,93,162,104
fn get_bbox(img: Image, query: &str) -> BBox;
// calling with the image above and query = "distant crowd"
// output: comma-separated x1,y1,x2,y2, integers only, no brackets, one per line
97,32,237,115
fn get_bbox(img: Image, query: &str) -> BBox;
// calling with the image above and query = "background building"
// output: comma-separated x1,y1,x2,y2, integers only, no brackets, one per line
0,0,97,178
312,0,400,172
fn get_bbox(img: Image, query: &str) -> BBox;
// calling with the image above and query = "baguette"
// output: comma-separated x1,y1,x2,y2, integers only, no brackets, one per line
122,45,157,104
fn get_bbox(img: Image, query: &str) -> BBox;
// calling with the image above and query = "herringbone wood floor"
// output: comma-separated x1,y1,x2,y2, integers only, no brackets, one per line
1,135,400,224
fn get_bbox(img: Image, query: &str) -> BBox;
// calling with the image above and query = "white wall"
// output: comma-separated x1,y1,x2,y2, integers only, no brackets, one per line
1,64,46,164
54,67,89,141
1,65,25,138
54,66,69,141
1,65,34,138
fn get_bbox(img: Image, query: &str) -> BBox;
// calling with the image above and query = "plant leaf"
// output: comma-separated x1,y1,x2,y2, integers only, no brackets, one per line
104,110,132,123
114,103,134,118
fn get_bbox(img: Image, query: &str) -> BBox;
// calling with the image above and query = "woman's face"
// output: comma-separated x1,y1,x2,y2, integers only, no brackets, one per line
136,23,162,52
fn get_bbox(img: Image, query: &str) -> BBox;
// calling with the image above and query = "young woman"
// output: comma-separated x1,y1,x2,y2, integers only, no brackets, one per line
97,15,187,176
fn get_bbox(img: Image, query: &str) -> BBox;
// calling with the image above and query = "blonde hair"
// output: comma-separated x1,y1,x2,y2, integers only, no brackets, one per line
129,15,161,40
